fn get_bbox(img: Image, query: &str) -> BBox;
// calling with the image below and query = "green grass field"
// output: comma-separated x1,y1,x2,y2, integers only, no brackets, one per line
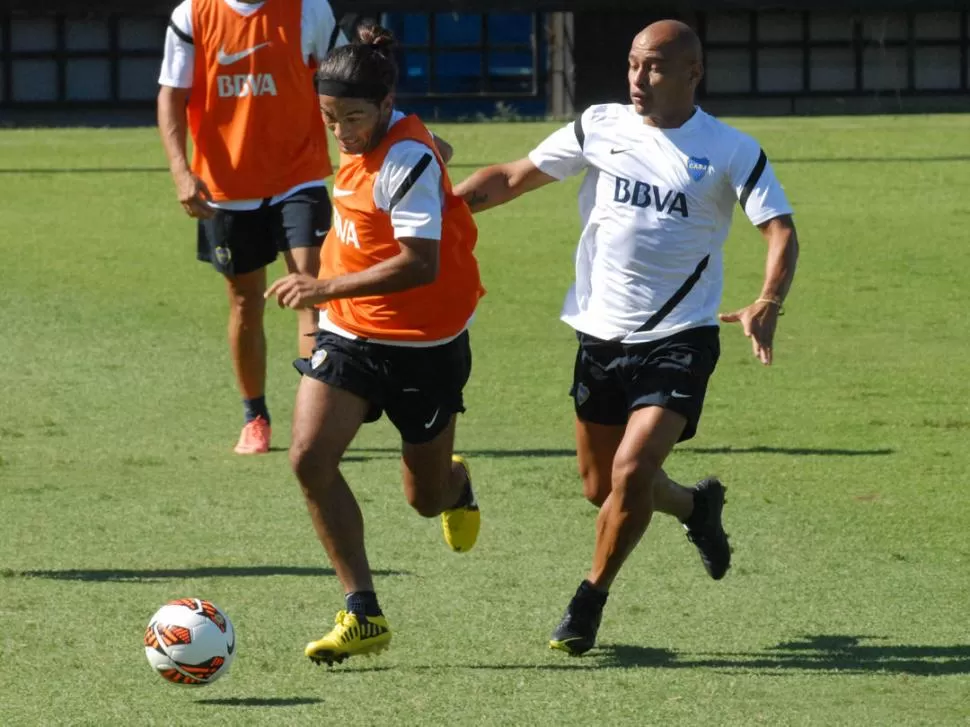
1,114,969,726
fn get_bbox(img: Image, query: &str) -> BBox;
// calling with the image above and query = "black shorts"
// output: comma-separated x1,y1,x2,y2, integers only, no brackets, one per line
570,326,720,442
197,185,332,277
294,330,472,445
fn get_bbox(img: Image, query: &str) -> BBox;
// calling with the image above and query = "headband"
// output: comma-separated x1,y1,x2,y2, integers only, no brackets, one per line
315,78,389,99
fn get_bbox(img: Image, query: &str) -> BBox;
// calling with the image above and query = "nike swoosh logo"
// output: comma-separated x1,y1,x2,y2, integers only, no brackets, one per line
332,187,354,197
671,391,692,399
314,229,328,237
216,42,271,66
610,148,630,155
423,408,440,429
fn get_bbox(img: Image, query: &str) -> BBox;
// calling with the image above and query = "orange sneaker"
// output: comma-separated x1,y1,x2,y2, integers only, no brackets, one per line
234,416,270,454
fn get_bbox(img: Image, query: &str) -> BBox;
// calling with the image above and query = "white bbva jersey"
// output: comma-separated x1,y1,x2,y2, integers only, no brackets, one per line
528,104,793,343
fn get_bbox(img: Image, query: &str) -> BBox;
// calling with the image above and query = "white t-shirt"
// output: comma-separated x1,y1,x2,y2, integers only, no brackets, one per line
158,0,346,209
528,103,793,344
320,110,462,347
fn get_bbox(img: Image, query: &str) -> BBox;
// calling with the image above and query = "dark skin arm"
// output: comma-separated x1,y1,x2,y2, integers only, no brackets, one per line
452,157,558,213
265,237,439,309
719,214,799,365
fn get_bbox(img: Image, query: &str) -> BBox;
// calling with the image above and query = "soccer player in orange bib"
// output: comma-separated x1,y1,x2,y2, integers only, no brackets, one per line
265,23,484,665
157,0,346,454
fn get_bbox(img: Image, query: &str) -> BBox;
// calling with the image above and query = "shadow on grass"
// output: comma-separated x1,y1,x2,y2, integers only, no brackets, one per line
3,156,970,175
5,565,411,582
598,635,970,676
683,446,894,456
436,636,970,676
196,697,323,707
345,447,575,461
343,445,894,461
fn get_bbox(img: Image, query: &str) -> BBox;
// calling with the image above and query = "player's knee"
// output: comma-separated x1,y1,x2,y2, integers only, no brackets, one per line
289,437,337,489
405,486,443,518
577,459,610,507
584,485,608,508
581,473,610,507
228,286,265,323
611,454,660,503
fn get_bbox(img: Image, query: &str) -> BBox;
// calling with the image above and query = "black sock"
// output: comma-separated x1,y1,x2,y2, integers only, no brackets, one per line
243,396,270,424
683,487,707,529
451,477,474,509
449,461,474,509
345,591,382,617
577,580,608,606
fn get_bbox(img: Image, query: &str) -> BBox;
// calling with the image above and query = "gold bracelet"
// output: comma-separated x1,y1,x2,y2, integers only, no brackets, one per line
756,297,785,314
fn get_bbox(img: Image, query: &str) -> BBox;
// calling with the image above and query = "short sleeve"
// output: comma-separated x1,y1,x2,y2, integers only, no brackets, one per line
158,0,195,88
728,135,793,226
527,111,590,180
303,0,348,64
374,141,444,240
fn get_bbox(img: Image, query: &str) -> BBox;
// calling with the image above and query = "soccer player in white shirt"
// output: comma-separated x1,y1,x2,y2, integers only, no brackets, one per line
454,20,799,655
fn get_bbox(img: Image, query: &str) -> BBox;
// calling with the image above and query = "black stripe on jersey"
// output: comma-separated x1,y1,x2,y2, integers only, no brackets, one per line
739,149,767,212
573,116,585,149
327,23,342,52
388,153,433,209
168,19,193,45
633,255,711,334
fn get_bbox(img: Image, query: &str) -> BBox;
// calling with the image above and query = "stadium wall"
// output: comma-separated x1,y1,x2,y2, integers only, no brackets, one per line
1,1,968,122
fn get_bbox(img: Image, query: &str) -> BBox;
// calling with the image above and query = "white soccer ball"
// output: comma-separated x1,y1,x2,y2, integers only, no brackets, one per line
144,598,236,685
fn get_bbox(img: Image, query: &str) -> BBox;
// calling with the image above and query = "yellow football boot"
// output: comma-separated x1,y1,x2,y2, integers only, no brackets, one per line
304,610,391,666
441,455,480,553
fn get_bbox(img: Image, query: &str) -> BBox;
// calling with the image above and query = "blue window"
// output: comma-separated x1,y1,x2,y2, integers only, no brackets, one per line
381,12,537,99
434,13,481,46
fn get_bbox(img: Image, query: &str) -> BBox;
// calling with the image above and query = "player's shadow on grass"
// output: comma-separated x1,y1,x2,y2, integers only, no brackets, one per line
0,166,170,174
602,635,970,676
683,445,894,456
344,445,892,460
196,697,323,707
4,155,970,176
346,447,575,461
450,155,970,168
6,565,411,582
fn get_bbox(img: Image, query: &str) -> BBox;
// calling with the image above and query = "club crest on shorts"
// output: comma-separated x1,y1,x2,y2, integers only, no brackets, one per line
574,382,590,406
686,156,710,182
311,349,327,369
214,246,232,266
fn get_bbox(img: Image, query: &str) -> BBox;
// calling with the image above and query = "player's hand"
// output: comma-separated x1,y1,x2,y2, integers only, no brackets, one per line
174,169,214,219
265,273,329,310
718,299,781,366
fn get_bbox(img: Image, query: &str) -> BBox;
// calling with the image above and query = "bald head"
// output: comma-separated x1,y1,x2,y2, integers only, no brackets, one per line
626,19,703,126
633,20,702,65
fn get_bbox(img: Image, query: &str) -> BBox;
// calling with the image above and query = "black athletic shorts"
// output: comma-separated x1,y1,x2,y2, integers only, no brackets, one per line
569,325,720,442
197,185,332,277
294,330,472,445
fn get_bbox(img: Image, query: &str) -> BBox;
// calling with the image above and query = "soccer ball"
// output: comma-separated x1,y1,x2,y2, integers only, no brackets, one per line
144,598,236,685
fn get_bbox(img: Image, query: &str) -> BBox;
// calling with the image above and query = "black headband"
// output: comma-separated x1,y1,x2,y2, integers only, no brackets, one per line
316,78,389,100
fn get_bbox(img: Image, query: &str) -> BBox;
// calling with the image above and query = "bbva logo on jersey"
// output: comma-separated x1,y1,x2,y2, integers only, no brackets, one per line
613,177,689,217
216,73,278,98
332,207,360,248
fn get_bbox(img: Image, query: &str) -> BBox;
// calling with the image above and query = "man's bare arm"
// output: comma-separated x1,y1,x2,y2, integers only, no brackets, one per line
453,158,558,213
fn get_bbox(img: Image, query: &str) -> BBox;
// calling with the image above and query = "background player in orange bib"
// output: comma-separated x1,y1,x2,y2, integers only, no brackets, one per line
157,0,346,454
265,23,485,665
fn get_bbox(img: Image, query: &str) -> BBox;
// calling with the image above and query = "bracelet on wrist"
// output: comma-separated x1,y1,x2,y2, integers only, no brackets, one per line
755,296,785,314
